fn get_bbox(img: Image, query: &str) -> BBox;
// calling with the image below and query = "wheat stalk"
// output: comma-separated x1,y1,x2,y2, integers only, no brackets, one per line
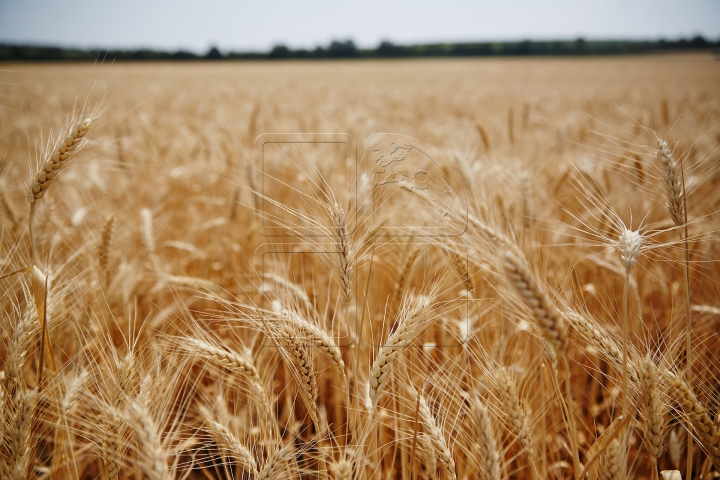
657,136,695,479
618,226,642,478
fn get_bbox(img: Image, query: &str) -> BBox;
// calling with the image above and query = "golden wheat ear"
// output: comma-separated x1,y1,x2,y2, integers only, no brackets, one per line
502,250,568,352
638,356,664,466
8,388,37,480
29,118,92,207
409,388,457,480
494,368,534,464
655,138,685,228
198,404,259,475
666,373,720,471
470,397,501,480
125,401,170,480
369,294,433,406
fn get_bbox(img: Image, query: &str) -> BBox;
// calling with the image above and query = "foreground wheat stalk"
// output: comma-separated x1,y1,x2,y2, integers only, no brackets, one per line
656,137,693,480
503,250,580,479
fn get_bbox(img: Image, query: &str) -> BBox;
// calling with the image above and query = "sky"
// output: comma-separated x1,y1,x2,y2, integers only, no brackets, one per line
1,0,719,53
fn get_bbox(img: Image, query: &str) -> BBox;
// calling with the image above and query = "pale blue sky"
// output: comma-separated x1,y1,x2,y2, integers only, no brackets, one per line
1,0,719,53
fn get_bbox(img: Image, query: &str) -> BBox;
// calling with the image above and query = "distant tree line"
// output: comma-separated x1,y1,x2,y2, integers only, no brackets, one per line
1,37,718,62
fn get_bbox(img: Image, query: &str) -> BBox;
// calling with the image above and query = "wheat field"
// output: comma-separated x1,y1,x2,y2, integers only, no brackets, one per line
1,54,720,479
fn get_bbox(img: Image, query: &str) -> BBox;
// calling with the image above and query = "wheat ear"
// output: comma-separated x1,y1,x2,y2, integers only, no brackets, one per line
102,353,136,480
503,251,581,478
601,438,624,480
415,434,438,480
475,122,492,152
638,356,664,466
9,389,37,480
655,138,685,227
53,370,89,480
666,373,720,471
503,251,568,352
181,337,270,409
272,322,320,424
332,457,353,480
101,409,124,480
5,312,35,395
447,249,475,297
272,301,346,379
28,118,91,207
369,294,432,405
415,391,457,480
257,443,295,480
495,368,534,461
127,401,170,480
668,428,682,470
471,398,501,480
97,213,115,266
165,275,221,292
332,202,353,308
141,208,161,271
199,405,258,475
566,311,637,380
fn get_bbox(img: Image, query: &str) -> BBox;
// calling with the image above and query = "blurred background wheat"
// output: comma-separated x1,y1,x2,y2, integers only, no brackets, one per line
1,25,720,480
